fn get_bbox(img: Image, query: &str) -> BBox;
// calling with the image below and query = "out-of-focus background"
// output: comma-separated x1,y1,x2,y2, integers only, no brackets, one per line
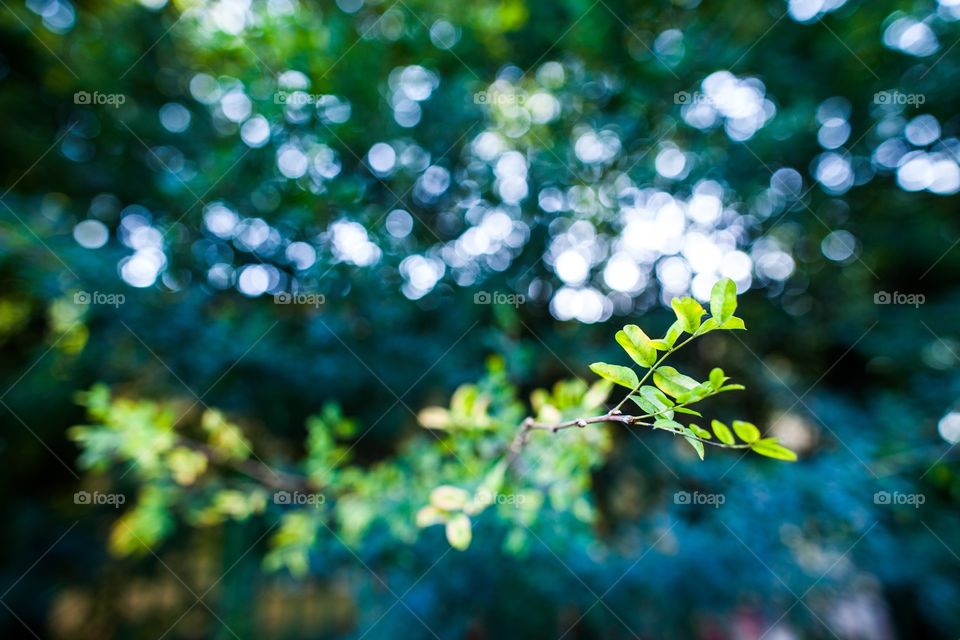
2,0,960,637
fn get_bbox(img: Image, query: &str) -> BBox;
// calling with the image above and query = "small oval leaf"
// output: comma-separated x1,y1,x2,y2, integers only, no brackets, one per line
732,420,761,443
671,297,705,334
711,419,735,445
616,326,657,368
430,485,470,511
750,438,798,461
710,278,738,323
720,317,746,330
589,362,640,389
445,514,472,550
653,366,699,399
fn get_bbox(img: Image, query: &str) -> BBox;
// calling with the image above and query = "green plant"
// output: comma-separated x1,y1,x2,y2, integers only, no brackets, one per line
416,278,796,549
70,279,794,560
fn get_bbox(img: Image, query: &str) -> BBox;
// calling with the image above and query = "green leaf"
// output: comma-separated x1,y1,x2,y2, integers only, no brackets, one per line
416,505,449,528
750,438,798,461
615,325,657,367
430,485,470,511
664,321,684,348
732,420,761,443
477,459,508,498
695,317,720,336
582,379,613,409
629,395,659,416
689,423,712,439
640,386,674,407
654,418,683,432
589,362,639,389
710,278,738,322
671,297,705,334
649,339,671,350
653,366,699,399
674,406,703,417
720,317,746,330
718,384,746,392
445,514,472,550
676,382,713,404
418,407,452,430
711,420,735,445
681,429,705,460
631,386,674,419
709,368,726,388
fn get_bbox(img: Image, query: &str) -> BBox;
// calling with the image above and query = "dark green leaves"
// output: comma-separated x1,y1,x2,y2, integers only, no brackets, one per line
671,297,705,334
710,278,737,322
615,325,657,367
589,363,639,389
653,366,699,399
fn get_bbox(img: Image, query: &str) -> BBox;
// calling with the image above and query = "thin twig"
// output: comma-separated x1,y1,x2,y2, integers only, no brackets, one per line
504,405,750,469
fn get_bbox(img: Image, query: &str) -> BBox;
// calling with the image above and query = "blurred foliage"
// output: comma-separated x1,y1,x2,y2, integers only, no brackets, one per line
2,0,960,638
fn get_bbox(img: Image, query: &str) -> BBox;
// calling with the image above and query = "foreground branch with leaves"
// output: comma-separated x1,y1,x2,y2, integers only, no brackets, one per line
70,279,794,563
416,278,795,549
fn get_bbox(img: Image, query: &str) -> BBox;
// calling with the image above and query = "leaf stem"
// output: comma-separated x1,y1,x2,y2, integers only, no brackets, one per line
505,404,749,469
611,335,696,413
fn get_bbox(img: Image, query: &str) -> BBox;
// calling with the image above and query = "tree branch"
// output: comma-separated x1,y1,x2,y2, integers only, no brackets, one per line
504,404,750,470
